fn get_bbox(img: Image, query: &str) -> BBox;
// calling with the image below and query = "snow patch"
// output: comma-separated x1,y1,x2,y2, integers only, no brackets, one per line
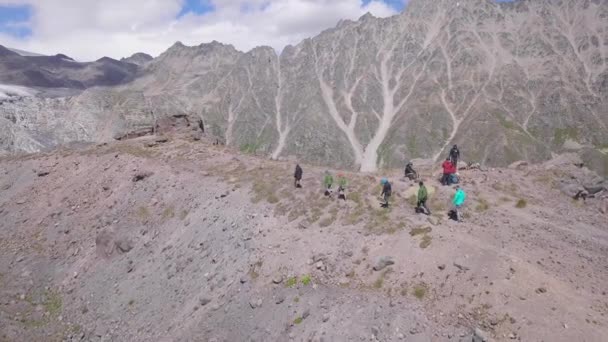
0,84,36,100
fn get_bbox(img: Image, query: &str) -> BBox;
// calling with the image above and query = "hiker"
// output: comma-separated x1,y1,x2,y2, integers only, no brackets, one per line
449,144,460,169
574,189,589,201
416,181,431,215
380,178,392,208
323,171,334,197
294,164,303,188
441,158,456,186
405,162,417,180
337,173,347,201
451,185,467,222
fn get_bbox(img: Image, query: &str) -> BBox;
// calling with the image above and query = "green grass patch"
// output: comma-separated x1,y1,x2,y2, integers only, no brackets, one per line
319,215,337,227
412,283,428,300
308,207,323,224
373,277,384,289
420,234,432,249
44,290,62,318
301,275,312,286
251,179,280,204
475,198,490,212
287,206,306,222
285,277,298,288
515,199,527,208
293,316,303,324
410,226,432,236
162,206,175,220
136,206,150,221
407,194,418,206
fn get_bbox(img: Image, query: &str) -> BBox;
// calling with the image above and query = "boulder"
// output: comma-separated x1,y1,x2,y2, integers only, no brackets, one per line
508,161,528,170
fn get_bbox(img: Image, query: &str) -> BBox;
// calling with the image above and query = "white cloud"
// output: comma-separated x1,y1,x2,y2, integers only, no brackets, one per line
0,0,399,61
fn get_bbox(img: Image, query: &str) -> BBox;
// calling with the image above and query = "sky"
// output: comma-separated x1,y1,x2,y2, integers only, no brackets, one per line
0,0,511,62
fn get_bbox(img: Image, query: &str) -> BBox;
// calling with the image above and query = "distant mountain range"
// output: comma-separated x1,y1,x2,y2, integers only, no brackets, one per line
0,0,607,174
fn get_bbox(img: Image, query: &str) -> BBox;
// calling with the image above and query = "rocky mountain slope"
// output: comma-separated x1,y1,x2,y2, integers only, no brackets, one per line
0,133,607,341
1,0,607,173
0,45,138,89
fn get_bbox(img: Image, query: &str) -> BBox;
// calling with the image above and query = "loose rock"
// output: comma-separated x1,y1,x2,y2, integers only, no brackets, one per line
373,256,394,271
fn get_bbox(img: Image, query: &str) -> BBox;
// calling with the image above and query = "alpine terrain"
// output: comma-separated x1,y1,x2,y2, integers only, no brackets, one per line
1,1,608,341
0,0,607,173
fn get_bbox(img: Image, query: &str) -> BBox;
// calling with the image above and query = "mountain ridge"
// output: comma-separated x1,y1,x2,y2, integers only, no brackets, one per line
0,0,607,174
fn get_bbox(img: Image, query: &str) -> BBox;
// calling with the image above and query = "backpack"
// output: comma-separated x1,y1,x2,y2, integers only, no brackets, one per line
449,174,459,184
448,210,458,221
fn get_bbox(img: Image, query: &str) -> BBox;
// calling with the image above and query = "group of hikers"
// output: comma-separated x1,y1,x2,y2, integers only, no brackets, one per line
292,144,467,222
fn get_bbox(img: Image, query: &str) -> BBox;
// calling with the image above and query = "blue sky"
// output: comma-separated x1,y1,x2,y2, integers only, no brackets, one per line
0,0,513,61
0,4,32,38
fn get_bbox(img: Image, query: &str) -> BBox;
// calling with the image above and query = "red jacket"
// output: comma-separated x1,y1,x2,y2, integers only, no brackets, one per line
442,160,456,174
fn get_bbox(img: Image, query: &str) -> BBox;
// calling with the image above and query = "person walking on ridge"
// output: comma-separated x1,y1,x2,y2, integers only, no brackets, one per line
405,162,417,180
337,173,347,201
452,185,466,222
294,164,303,188
380,178,392,208
323,171,334,197
449,144,460,170
416,181,431,215
442,158,456,186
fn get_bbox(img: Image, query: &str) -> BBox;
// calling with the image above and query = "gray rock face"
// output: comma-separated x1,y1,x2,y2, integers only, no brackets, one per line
1,0,608,172
120,53,153,66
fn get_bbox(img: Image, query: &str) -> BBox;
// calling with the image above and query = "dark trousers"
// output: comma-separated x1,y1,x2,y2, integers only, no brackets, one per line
441,173,450,185
417,199,431,215
338,187,346,200
382,194,390,207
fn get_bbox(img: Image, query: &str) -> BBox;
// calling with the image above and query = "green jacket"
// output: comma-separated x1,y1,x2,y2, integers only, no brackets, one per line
323,174,333,187
418,185,428,201
338,177,347,188
453,189,466,206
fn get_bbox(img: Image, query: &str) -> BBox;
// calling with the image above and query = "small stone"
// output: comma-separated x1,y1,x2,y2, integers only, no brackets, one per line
132,171,153,182
249,298,262,309
371,326,379,337
199,297,212,306
535,287,547,294
316,261,325,270
397,333,404,340
115,238,133,253
473,328,489,342
322,313,330,323
508,333,516,339
37,170,50,177
453,262,470,271
438,264,446,271
272,274,284,284
275,294,286,305
240,276,248,284
302,309,310,319
373,256,394,271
